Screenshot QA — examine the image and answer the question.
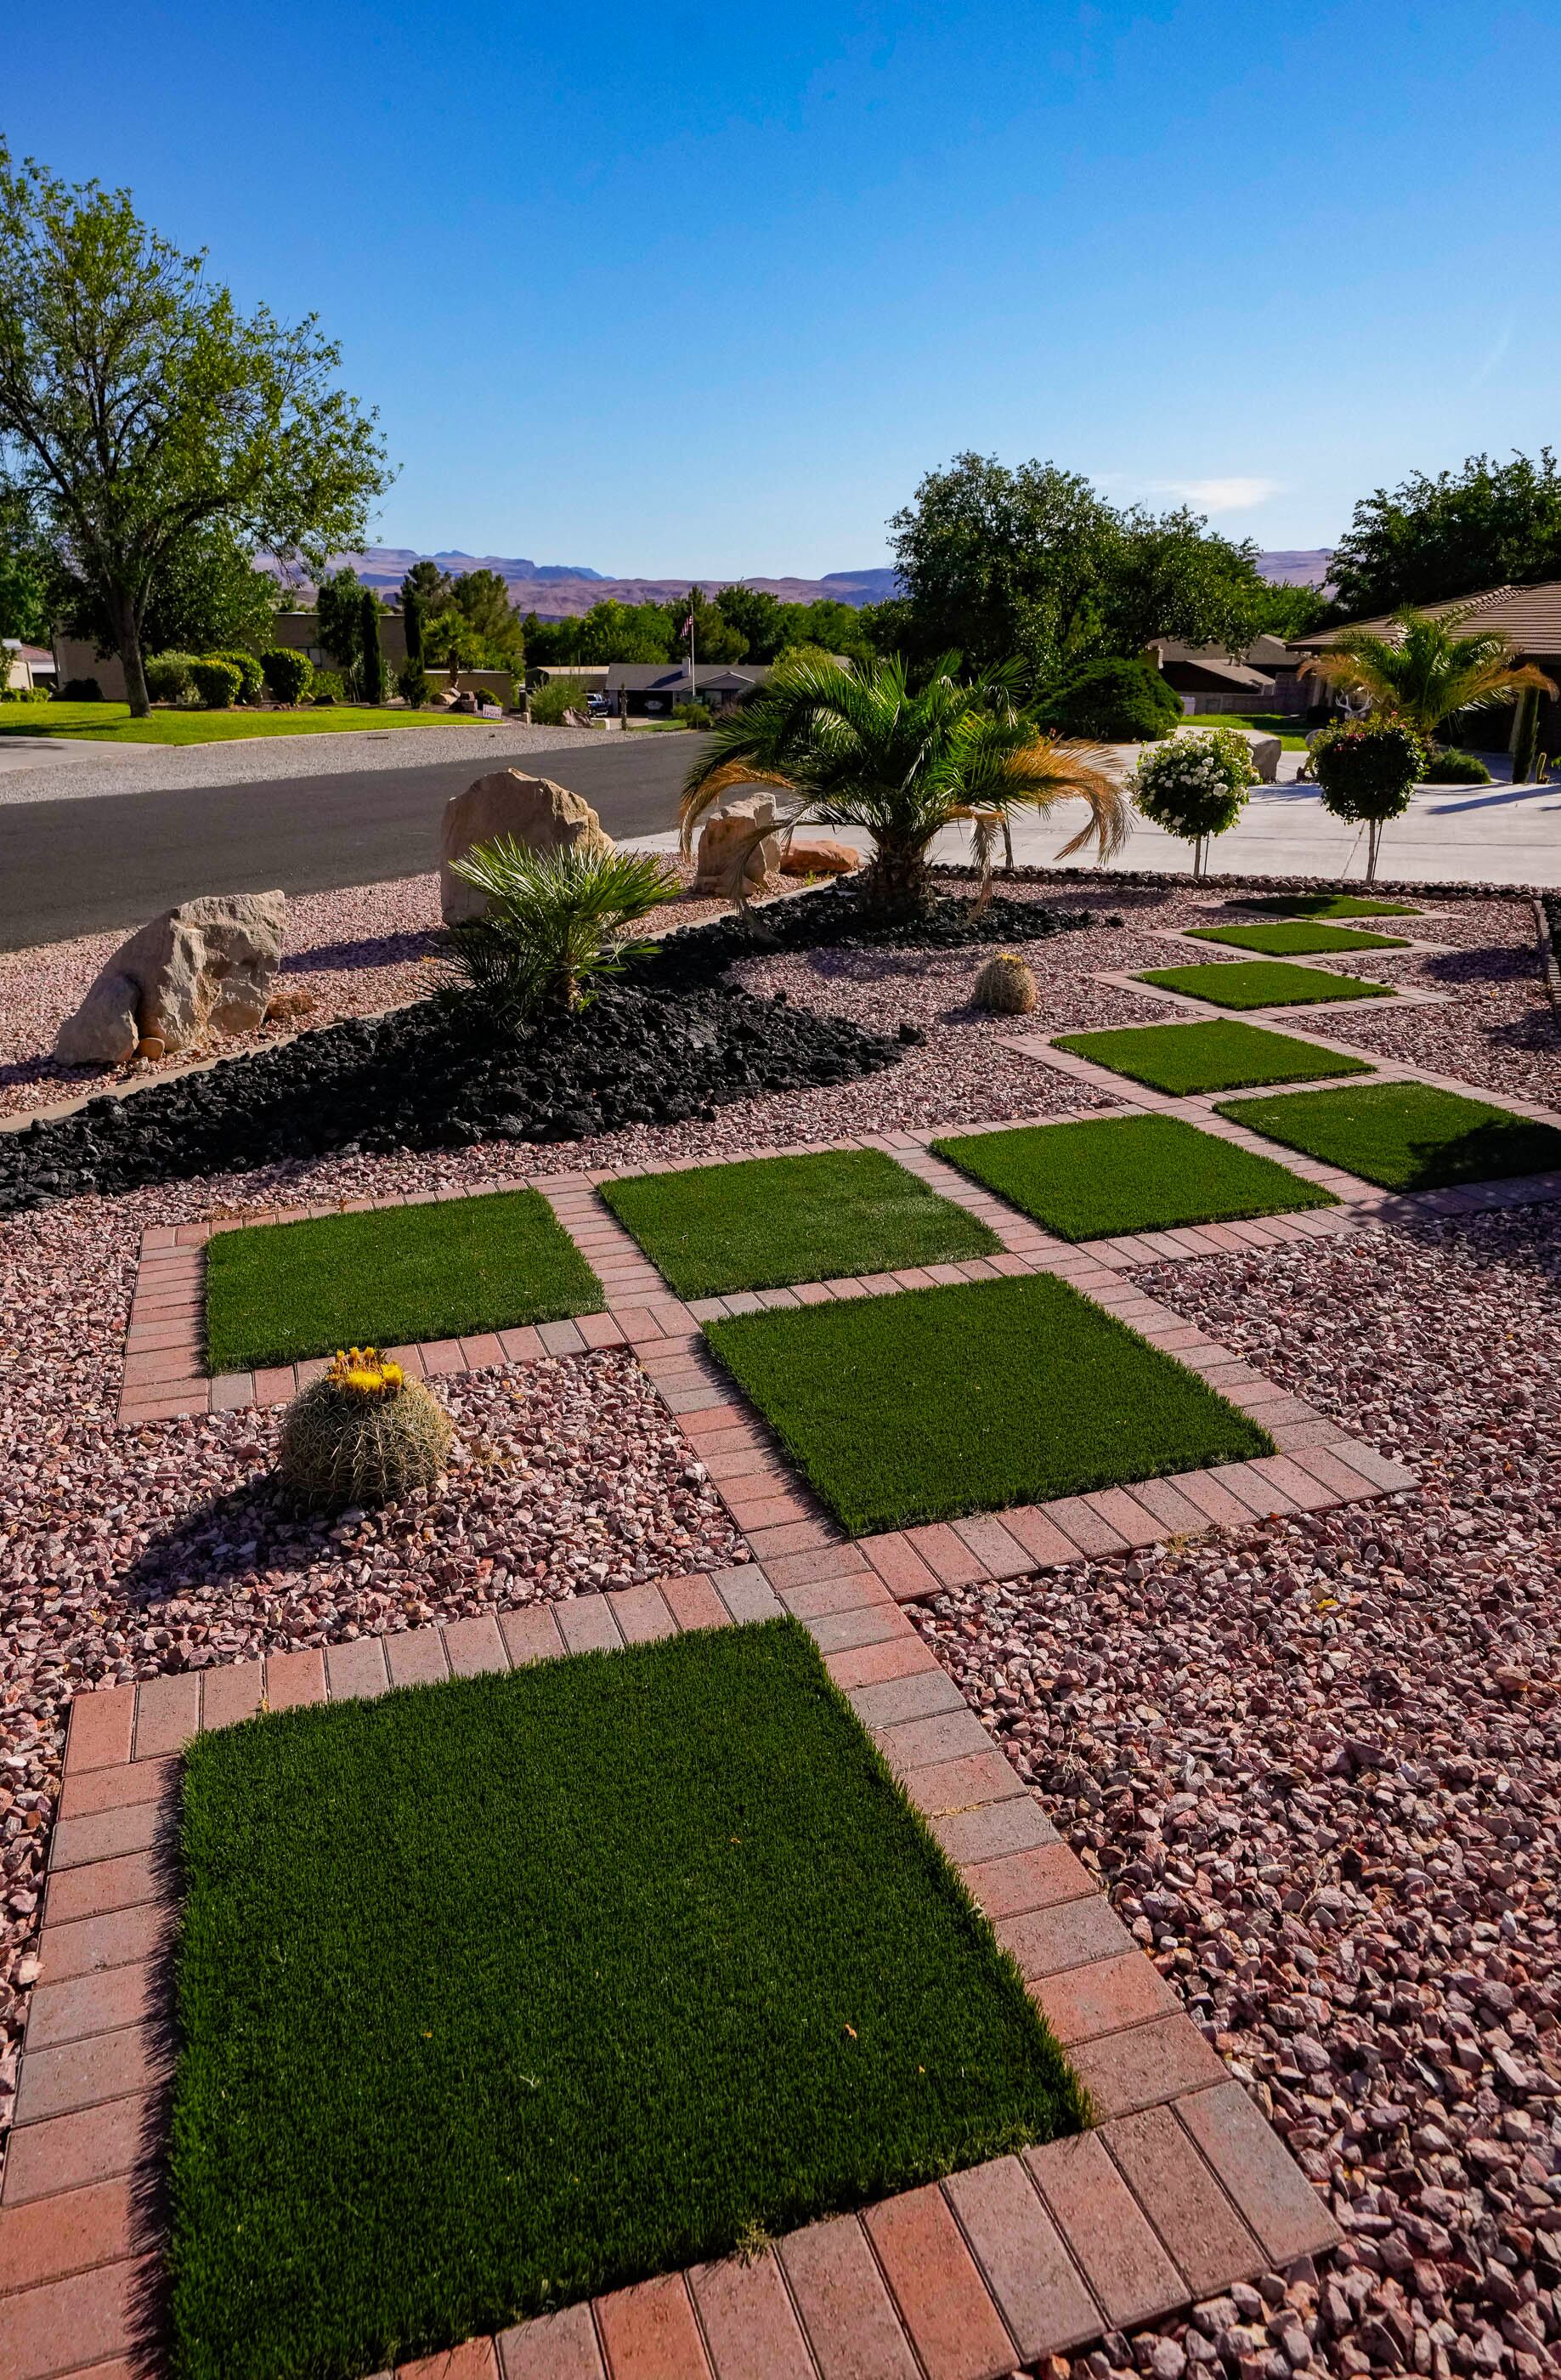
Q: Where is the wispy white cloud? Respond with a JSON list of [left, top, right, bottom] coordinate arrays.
[[1152, 475, 1284, 512], [1473, 322, 1513, 387]]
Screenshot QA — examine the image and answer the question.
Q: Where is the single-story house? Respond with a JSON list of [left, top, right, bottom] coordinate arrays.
[[1287, 582, 1561, 751], [1145, 634, 1306, 713], [3, 641, 57, 695], [603, 661, 772, 718]]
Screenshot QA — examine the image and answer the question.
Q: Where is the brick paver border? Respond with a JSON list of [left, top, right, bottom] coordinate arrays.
[[1, 1572, 1338, 2380]]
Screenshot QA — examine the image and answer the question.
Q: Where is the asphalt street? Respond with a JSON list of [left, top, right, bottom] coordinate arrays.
[[0, 736, 695, 951]]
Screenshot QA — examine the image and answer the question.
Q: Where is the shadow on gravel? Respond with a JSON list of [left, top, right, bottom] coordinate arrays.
[[281, 927, 441, 974]]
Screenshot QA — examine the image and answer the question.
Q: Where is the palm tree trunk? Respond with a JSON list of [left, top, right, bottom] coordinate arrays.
[[863, 839, 931, 919]]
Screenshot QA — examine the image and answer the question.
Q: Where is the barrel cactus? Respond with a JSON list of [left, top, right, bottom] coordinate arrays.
[[279, 1349, 454, 1516], [972, 952, 1038, 1015]]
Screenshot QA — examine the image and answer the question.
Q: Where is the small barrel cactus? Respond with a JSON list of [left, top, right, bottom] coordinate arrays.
[[972, 952, 1038, 1015], [280, 1348, 454, 1516]]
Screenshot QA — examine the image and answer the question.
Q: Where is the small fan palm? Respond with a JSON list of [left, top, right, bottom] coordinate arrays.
[[443, 838, 678, 1028], [1300, 604, 1557, 740], [679, 652, 1129, 917]]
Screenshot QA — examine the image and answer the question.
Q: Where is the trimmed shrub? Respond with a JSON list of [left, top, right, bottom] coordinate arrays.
[[311, 670, 344, 701], [1420, 747, 1492, 785], [1309, 716, 1425, 881], [1036, 658, 1183, 743], [359, 590, 386, 704], [144, 652, 197, 704], [213, 647, 264, 701], [672, 700, 714, 729], [262, 648, 314, 706], [59, 677, 103, 700], [188, 656, 244, 709], [1130, 725, 1257, 877], [529, 676, 593, 725], [280, 1350, 453, 1516], [397, 661, 433, 708]]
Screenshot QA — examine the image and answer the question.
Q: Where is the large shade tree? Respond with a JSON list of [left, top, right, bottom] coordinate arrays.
[[1300, 604, 1557, 742], [1329, 450, 1561, 619], [0, 144, 390, 714], [680, 652, 1129, 917]]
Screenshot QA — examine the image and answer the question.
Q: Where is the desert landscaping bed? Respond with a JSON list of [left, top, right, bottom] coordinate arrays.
[[909, 1204, 1561, 2380]]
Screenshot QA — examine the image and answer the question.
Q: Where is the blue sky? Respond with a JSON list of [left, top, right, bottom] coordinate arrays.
[[8, 2, 1560, 576]]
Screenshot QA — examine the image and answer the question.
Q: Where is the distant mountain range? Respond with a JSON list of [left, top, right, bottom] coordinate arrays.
[[269, 547, 1330, 616]]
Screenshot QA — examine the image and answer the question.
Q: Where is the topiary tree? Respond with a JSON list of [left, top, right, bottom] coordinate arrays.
[[1308, 717, 1426, 882], [1034, 657, 1184, 743], [212, 645, 263, 701], [1130, 725, 1257, 879], [187, 654, 242, 708], [359, 587, 385, 704], [397, 660, 432, 708], [262, 645, 313, 705]]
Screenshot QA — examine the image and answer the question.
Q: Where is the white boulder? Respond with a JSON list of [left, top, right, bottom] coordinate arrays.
[[439, 771, 614, 923], [54, 892, 286, 1065]]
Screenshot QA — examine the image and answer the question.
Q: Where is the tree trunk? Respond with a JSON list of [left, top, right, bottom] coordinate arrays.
[[863, 839, 931, 919], [110, 591, 151, 717]]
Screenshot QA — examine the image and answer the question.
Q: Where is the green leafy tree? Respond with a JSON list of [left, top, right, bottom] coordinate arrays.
[[522, 610, 584, 667], [403, 591, 424, 664], [316, 566, 369, 681], [359, 586, 385, 702], [451, 568, 525, 671], [58, 518, 277, 659], [713, 583, 785, 659], [399, 558, 454, 617], [0, 143, 390, 715], [1100, 507, 1270, 656], [670, 585, 747, 665], [1248, 581, 1329, 639], [680, 652, 1128, 917], [889, 453, 1117, 675], [574, 598, 674, 665], [0, 485, 50, 643], [1329, 450, 1561, 618], [1299, 604, 1557, 740]]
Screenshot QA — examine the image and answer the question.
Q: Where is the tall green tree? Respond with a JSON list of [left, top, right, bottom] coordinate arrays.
[[1100, 507, 1270, 656], [1329, 450, 1561, 618], [451, 568, 525, 670], [0, 485, 50, 643], [316, 567, 372, 680], [0, 144, 390, 713], [359, 586, 386, 703], [399, 558, 454, 617], [670, 585, 748, 665], [57, 518, 278, 658]]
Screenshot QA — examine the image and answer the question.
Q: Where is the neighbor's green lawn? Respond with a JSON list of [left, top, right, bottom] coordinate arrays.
[[933, 1114, 1335, 1240], [169, 1620, 1083, 2380], [1185, 921, 1411, 957], [704, 1273, 1272, 1534], [205, 1191, 602, 1373], [1139, 960, 1395, 1010], [1053, 1019, 1375, 1098], [1217, 1081, 1561, 1193], [602, 1148, 998, 1298], [1238, 894, 1422, 921], [1174, 712, 1311, 749], [0, 700, 489, 744]]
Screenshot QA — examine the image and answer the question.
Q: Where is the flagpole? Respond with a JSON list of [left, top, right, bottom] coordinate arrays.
[[689, 606, 697, 706]]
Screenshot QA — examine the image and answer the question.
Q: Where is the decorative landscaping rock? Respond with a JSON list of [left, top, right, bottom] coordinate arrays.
[[971, 952, 1039, 1014], [440, 773, 614, 922], [54, 892, 286, 1063], [693, 794, 780, 896], [779, 838, 859, 877], [1177, 723, 1281, 782]]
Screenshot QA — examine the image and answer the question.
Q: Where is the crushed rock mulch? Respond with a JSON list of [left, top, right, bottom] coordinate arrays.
[[914, 1207, 1561, 2380]]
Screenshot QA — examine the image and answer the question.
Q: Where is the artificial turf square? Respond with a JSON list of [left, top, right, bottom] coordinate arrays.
[[703, 1273, 1273, 1534], [931, 1113, 1335, 1239], [1051, 1020, 1375, 1097], [1215, 1080, 1561, 1193], [600, 1148, 998, 1297], [1137, 960, 1394, 1010], [204, 1189, 603, 1373], [169, 1620, 1083, 2379], [1184, 921, 1411, 956], [1241, 894, 1422, 920]]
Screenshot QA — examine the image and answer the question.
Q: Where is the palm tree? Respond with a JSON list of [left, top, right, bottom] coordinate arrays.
[[1300, 604, 1557, 744], [679, 653, 1129, 917]]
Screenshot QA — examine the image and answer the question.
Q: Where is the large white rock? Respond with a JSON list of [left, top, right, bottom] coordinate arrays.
[[1174, 722, 1282, 782], [439, 771, 614, 923], [54, 892, 286, 1064], [693, 793, 781, 895]]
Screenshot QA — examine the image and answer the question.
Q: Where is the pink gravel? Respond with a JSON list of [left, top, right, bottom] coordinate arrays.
[[914, 1207, 1561, 2380]]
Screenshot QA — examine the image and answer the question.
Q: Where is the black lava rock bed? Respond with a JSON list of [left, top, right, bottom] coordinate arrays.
[[0, 888, 1095, 1214]]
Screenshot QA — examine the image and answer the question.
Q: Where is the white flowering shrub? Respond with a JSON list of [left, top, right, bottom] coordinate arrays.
[[1131, 727, 1258, 847]]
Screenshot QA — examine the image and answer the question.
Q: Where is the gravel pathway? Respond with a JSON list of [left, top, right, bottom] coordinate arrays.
[[0, 718, 601, 807], [913, 1209, 1561, 2380]]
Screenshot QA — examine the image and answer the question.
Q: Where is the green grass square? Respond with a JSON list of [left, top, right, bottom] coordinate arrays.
[[1052, 1020, 1375, 1097], [1183, 921, 1411, 956], [1240, 894, 1422, 920], [169, 1620, 1083, 2379], [1138, 960, 1394, 1010], [704, 1274, 1273, 1534], [205, 1190, 603, 1373], [601, 1148, 999, 1298], [1215, 1080, 1561, 1192], [932, 1113, 1336, 1240]]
